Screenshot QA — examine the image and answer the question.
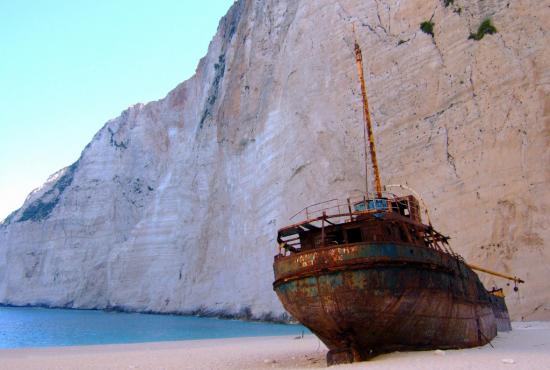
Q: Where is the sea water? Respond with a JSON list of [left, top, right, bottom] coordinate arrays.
[[0, 307, 308, 349]]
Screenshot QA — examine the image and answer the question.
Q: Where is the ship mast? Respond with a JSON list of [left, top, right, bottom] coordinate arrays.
[[354, 36, 383, 198]]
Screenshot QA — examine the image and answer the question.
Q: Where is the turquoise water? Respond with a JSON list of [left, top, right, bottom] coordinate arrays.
[[0, 307, 307, 349]]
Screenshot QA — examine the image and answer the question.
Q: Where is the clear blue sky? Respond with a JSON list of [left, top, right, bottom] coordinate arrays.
[[0, 1, 234, 220]]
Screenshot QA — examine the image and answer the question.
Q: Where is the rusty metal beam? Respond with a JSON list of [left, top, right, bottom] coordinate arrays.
[[467, 263, 525, 284], [354, 39, 383, 198]]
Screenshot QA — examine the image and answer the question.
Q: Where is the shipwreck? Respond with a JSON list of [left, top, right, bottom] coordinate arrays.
[[272, 38, 524, 365]]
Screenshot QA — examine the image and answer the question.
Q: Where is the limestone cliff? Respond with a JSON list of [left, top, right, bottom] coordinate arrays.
[[1, 0, 549, 320]]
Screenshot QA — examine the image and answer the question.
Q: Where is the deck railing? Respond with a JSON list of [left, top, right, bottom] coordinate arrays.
[[288, 192, 422, 225], [278, 192, 462, 260]]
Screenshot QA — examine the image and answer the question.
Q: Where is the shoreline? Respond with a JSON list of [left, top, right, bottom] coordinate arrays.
[[1, 322, 549, 370], [0, 303, 293, 324]]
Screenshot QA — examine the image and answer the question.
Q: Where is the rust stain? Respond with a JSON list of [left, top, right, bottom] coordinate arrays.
[[272, 193, 512, 366]]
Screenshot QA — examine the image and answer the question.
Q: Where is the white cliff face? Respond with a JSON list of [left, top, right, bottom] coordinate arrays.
[[1, 0, 549, 320]]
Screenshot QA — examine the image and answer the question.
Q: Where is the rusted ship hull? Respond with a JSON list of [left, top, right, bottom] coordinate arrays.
[[273, 242, 500, 364], [489, 293, 513, 332]]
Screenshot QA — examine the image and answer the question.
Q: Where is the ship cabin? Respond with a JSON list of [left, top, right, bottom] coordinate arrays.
[[277, 194, 451, 257]]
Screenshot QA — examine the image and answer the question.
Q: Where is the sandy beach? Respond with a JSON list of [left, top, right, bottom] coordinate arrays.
[[1, 322, 548, 370]]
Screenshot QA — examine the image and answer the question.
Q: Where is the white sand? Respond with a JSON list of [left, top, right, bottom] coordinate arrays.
[[0, 322, 548, 370]]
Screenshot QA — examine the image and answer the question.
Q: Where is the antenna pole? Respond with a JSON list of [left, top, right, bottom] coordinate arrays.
[[354, 27, 370, 196], [354, 35, 383, 198]]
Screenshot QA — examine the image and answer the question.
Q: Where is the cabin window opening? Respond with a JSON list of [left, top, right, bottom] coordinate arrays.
[[385, 225, 394, 240], [326, 230, 345, 245], [409, 228, 418, 242], [347, 228, 362, 243], [398, 225, 408, 242], [299, 232, 315, 250], [396, 200, 410, 217]]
